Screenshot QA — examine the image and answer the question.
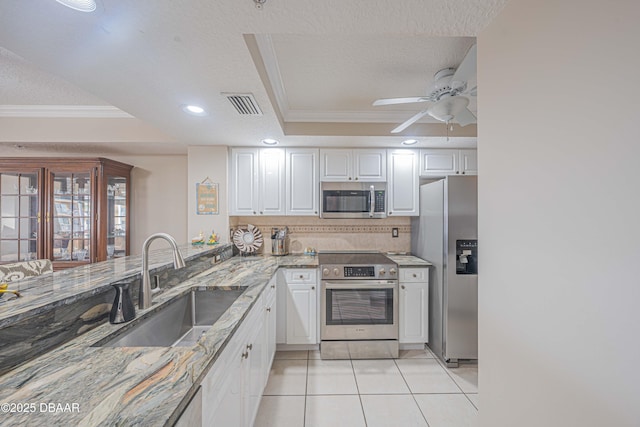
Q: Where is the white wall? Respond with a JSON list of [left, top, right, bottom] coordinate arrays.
[[187, 146, 229, 243], [112, 154, 188, 252], [478, 1, 640, 426]]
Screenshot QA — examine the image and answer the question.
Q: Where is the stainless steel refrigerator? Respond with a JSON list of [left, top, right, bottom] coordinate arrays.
[[411, 175, 478, 367]]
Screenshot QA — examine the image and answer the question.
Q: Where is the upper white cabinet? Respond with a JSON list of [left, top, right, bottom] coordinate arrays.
[[320, 149, 386, 182], [419, 149, 477, 177], [229, 148, 259, 215], [387, 149, 419, 216], [286, 148, 319, 216], [230, 148, 286, 216]]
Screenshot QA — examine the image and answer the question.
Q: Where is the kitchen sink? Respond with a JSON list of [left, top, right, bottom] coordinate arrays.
[[97, 288, 245, 348]]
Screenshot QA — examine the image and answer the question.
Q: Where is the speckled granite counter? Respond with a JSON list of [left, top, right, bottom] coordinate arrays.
[[386, 254, 433, 267], [0, 252, 317, 426]]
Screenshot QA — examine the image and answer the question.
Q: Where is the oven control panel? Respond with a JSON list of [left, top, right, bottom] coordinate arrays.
[[344, 266, 375, 277], [321, 264, 398, 279]]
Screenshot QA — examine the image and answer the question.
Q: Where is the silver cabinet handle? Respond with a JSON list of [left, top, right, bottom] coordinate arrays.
[[271, 284, 275, 289], [348, 177, 352, 180], [242, 351, 248, 359], [247, 343, 253, 350], [401, 285, 405, 289], [311, 286, 315, 290], [413, 273, 417, 278], [266, 307, 271, 312], [355, 177, 359, 180]]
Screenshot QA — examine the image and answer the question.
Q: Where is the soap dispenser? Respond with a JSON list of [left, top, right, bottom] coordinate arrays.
[[110, 283, 135, 324]]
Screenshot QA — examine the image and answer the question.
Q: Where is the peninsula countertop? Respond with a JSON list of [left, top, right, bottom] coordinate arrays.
[[0, 252, 317, 426]]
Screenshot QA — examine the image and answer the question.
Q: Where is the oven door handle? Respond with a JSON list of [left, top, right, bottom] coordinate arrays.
[[323, 281, 397, 289], [369, 185, 375, 218]]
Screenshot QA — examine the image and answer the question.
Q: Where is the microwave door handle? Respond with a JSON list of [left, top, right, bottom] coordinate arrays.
[[369, 185, 375, 218]]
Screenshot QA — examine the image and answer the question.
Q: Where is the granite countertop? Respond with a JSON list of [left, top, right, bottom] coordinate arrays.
[[0, 252, 317, 426], [385, 254, 433, 267]]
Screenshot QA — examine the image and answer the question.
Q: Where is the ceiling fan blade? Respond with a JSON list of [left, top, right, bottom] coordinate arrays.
[[450, 44, 477, 87], [391, 109, 430, 133], [455, 107, 477, 127], [373, 97, 429, 106]]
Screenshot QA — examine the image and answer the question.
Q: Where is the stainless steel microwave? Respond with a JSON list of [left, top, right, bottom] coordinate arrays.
[[321, 182, 386, 219]]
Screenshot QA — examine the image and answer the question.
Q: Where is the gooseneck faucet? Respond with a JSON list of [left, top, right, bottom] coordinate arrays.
[[139, 233, 186, 309]]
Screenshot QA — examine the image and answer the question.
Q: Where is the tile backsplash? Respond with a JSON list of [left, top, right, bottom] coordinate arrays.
[[230, 216, 411, 254]]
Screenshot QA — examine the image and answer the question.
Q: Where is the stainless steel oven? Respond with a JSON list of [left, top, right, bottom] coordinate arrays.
[[319, 252, 399, 359], [321, 182, 386, 219]]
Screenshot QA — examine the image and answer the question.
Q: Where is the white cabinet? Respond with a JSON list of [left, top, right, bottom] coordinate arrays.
[[419, 149, 477, 177], [398, 267, 429, 344], [387, 149, 419, 216], [259, 148, 286, 215], [263, 275, 277, 376], [175, 386, 202, 427], [230, 148, 285, 215], [286, 148, 319, 216], [202, 285, 276, 427], [229, 148, 259, 215], [320, 149, 386, 182], [284, 269, 318, 345]]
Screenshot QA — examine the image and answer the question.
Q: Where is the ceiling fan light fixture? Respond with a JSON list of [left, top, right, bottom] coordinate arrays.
[[427, 97, 469, 123], [55, 0, 96, 12]]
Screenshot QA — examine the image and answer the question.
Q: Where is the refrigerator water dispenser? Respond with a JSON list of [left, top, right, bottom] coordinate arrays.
[[456, 240, 477, 275]]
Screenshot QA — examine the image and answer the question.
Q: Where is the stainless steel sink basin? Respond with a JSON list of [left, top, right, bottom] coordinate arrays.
[[98, 288, 245, 348]]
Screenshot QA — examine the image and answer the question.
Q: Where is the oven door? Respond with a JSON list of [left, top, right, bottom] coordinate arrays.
[[321, 280, 398, 340]]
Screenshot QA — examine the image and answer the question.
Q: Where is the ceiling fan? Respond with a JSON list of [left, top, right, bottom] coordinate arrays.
[[373, 44, 477, 134]]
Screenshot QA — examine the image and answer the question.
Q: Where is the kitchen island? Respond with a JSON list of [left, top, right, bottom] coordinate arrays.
[[0, 247, 317, 426]]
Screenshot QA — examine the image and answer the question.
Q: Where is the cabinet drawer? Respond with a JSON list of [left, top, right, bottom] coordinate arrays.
[[284, 269, 317, 284], [400, 268, 428, 283]]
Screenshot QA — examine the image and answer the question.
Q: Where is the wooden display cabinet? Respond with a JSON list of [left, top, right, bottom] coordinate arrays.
[[0, 158, 133, 269]]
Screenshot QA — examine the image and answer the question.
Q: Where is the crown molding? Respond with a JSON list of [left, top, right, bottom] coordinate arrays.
[[0, 105, 133, 118]]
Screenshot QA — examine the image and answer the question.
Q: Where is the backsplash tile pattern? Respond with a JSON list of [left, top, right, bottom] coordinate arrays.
[[230, 216, 412, 254]]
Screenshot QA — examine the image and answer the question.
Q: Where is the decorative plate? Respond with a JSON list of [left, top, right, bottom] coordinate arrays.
[[232, 224, 263, 253]]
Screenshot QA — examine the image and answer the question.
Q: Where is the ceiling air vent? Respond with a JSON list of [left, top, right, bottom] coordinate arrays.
[[223, 93, 263, 116]]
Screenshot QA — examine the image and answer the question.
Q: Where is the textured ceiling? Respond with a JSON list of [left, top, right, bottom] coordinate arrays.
[[0, 0, 507, 154]]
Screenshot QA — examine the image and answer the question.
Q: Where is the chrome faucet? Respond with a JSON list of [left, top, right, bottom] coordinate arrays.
[[139, 233, 186, 309]]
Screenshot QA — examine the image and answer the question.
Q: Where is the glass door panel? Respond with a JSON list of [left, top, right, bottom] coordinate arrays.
[[0, 172, 40, 262], [51, 171, 92, 262], [107, 176, 127, 259]]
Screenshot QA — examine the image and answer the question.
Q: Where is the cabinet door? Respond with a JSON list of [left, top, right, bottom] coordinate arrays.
[[459, 149, 478, 175], [419, 149, 459, 177], [175, 386, 202, 427], [263, 276, 277, 384], [47, 167, 96, 268], [102, 169, 130, 261], [286, 283, 317, 344], [354, 149, 386, 181], [245, 313, 265, 427], [230, 148, 259, 215], [320, 149, 352, 181], [276, 270, 287, 344], [387, 149, 419, 216], [286, 148, 319, 215], [399, 280, 429, 344], [0, 169, 43, 263], [258, 148, 286, 215], [206, 351, 243, 427]]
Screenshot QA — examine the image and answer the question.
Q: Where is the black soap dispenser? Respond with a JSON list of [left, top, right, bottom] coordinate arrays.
[[110, 283, 135, 324]]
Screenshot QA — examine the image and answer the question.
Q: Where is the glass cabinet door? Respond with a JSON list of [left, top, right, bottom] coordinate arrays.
[[106, 175, 128, 259], [0, 172, 41, 263], [50, 171, 93, 263]]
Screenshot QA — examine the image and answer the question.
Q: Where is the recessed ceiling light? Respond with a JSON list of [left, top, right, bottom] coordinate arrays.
[[261, 139, 279, 146], [182, 104, 207, 116], [402, 139, 419, 145], [55, 0, 97, 12]]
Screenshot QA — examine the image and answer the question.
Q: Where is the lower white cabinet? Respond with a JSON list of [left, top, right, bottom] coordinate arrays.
[[283, 269, 318, 345], [202, 285, 276, 427], [398, 267, 429, 344]]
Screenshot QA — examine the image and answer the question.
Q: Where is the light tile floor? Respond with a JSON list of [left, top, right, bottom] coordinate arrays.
[[255, 347, 478, 427]]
